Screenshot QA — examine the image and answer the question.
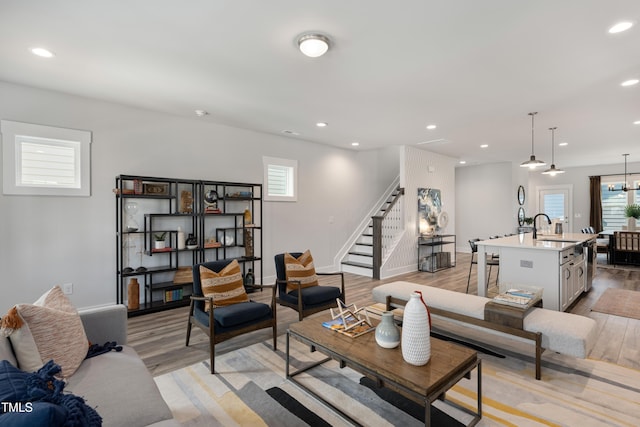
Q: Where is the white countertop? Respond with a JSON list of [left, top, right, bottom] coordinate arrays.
[[476, 233, 598, 251]]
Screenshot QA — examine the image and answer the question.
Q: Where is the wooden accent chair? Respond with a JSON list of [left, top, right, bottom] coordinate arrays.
[[613, 231, 640, 266], [274, 251, 345, 321], [186, 259, 277, 374]]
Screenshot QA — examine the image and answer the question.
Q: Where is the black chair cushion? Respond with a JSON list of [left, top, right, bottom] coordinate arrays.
[[194, 301, 271, 329], [284, 285, 341, 306]]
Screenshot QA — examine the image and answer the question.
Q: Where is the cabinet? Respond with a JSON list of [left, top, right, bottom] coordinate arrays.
[[418, 234, 456, 272], [115, 175, 262, 316]]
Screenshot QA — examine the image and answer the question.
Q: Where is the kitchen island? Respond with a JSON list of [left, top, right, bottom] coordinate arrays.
[[476, 233, 597, 311]]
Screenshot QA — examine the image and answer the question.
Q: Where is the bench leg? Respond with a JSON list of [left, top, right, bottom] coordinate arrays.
[[535, 333, 543, 380]]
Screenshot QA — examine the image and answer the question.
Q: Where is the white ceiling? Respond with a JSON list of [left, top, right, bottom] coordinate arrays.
[[1, 1, 639, 168]]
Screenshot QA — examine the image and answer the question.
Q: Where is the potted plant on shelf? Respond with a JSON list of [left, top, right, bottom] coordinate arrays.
[[624, 204, 640, 231], [154, 232, 167, 250]]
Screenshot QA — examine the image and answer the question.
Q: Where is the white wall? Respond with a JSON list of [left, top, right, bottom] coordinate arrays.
[[0, 81, 398, 312], [455, 162, 518, 252]]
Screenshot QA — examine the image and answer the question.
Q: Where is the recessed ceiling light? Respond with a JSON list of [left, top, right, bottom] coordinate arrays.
[[480, 144, 488, 148], [298, 33, 330, 58], [316, 122, 328, 127], [608, 21, 634, 34], [282, 130, 300, 136], [351, 141, 360, 146], [194, 109, 209, 117], [426, 124, 437, 130], [459, 160, 466, 164], [621, 79, 639, 87], [559, 142, 569, 146], [634, 120, 640, 125], [30, 47, 54, 58]]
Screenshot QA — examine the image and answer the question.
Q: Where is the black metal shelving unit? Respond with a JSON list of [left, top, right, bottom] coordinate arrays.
[[116, 175, 263, 317]]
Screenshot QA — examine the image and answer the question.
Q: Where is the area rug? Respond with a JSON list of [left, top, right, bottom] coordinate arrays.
[[154, 335, 640, 426], [591, 288, 640, 320]]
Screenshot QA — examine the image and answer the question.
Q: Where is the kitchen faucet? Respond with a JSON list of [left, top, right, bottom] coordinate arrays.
[[532, 213, 552, 239]]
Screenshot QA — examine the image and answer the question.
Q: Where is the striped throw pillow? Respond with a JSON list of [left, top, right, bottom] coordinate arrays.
[[200, 260, 249, 311], [284, 250, 319, 294]]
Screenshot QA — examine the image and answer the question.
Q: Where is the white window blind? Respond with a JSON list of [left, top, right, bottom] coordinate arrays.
[[263, 156, 297, 201], [18, 136, 80, 188]]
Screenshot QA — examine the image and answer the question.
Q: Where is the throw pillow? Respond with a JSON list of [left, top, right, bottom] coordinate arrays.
[[0, 286, 88, 378], [200, 260, 249, 311], [284, 250, 319, 294]]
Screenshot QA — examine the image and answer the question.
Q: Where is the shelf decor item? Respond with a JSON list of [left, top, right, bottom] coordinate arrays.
[[186, 233, 197, 249], [154, 232, 167, 250], [177, 226, 186, 250], [127, 278, 140, 310], [401, 291, 432, 366], [375, 312, 400, 349]]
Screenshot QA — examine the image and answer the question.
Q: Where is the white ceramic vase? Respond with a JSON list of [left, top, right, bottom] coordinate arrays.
[[375, 312, 400, 349], [401, 292, 431, 366]]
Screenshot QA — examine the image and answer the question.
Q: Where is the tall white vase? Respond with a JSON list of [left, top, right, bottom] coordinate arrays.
[[401, 291, 432, 366]]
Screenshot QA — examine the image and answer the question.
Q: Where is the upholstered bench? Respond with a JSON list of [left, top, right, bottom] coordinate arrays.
[[372, 281, 597, 379]]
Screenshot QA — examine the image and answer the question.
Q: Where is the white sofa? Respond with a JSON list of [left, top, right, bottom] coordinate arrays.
[[1, 305, 178, 427]]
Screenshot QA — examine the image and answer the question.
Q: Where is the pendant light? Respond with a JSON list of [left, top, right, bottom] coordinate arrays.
[[520, 112, 546, 169], [542, 127, 564, 175], [608, 154, 640, 192]]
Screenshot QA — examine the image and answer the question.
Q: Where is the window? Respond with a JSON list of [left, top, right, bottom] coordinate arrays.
[[263, 156, 297, 201], [600, 178, 640, 230], [1, 120, 91, 196]]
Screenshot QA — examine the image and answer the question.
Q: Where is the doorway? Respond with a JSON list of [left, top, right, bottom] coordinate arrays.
[[537, 185, 573, 233]]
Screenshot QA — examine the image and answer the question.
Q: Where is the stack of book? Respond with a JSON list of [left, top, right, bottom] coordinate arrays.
[[493, 288, 541, 308]]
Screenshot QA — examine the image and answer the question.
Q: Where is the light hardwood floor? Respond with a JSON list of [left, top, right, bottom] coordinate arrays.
[[128, 252, 640, 376]]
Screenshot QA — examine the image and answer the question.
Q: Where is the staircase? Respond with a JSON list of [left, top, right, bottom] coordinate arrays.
[[341, 186, 404, 278]]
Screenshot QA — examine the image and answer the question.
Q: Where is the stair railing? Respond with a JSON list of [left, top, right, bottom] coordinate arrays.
[[372, 187, 405, 279]]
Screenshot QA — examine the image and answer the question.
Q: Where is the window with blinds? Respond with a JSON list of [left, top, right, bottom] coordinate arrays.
[[2, 120, 91, 196], [263, 156, 297, 201]]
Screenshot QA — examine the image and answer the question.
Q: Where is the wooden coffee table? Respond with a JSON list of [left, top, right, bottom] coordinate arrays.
[[286, 315, 481, 426]]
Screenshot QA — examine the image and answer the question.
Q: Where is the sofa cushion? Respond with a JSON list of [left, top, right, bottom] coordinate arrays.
[[372, 281, 491, 320], [0, 335, 17, 367], [524, 308, 597, 358], [1, 286, 88, 377], [284, 250, 319, 293], [213, 302, 272, 328], [200, 260, 249, 311], [65, 345, 174, 427], [288, 285, 342, 306]]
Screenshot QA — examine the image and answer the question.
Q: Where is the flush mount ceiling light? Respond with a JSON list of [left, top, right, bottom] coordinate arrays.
[[520, 112, 546, 169], [480, 144, 489, 148], [30, 47, 54, 58], [426, 124, 437, 130], [621, 79, 639, 87], [608, 154, 640, 192], [351, 141, 360, 146], [608, 21, 634, 33], [634, 120, 640, 125], [298, 33, 330, 58], [542, 127, 565, 176], [316, 122, 328, 127]]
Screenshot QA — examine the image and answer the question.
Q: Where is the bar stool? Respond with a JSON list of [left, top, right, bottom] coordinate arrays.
[[466, 238, 500, 293]]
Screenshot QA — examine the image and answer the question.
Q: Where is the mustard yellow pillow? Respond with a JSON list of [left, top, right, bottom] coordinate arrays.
[[200, 260, 249, 311], [284, 250, 319, 294], [0, 286, 88, 378]]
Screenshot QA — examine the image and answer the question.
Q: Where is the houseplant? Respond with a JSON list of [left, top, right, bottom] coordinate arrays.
[[625, 204, 640, 231], [154, 232, 167, 250]]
